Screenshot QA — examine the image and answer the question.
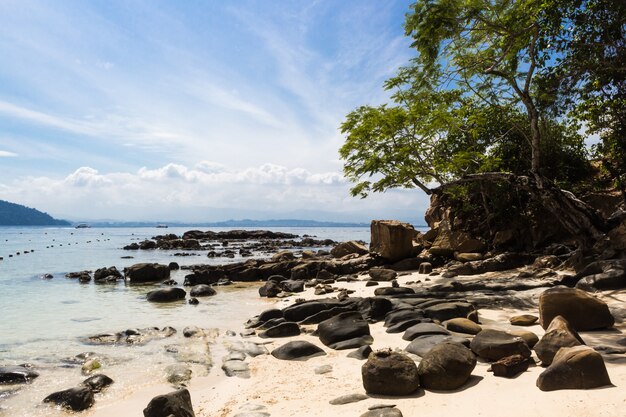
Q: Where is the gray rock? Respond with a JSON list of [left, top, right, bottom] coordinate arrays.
[[222, 360, 250, 378], [43, 386, 94, 412], [424, 302, 477, 322], [405, 335, 470, 357], [315, 365, 333, 374], [258, 322, 300, 338], [165, 364, 192, 385], [317, 312, 371, 350], [348, 345, 373, 360], [271, 341, 326, 361], [227, 341, 268, 357], [402, 323, 450, 341], [417, 343, 476, 390], [0, 365, 39, 384], [470, 329, 531, 361], [361, 407, 404, 417], [361, 350, 419, 396], [329, 393, 369, 405]]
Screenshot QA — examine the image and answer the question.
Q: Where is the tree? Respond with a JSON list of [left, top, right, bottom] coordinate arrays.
[[340, 0, 609, 247], [538, 0, 626, 201]]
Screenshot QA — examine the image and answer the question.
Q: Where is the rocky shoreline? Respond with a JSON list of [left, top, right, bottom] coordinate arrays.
[[2, 220, 625, 416]]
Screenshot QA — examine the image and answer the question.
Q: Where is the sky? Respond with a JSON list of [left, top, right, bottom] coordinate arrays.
[[0, 0, 430, 223]]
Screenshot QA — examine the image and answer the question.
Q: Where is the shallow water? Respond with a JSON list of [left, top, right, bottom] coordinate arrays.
[[0, 226, 371, 416]]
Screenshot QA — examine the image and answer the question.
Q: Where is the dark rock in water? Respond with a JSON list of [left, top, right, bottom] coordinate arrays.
[[143, 388, 195, 417], [539, 287, 614, 331], [271, 341, 326, 361], [43, 386, 94, 411], [534, 316, 584, 366], [0, 365, 39, 384], [424, 302, 477, 322], [65, 270, 91, 280], [317, 312, 371, 350], [82, 374, 114, 392], [183, 269, 225, 286], [369, 268, 398, 282], [86, 327, 176, 346], [405, 335, 470, 357], [168, 262, 180, 270], [329, 393, 369, 405], [402, 323, 450, 341], [188, 297, 199, 305], [361, 349, 419, 396], [183, 326, 203, 338], [417, 343, 476, 390], [470, 329, 531, 361], [94, 266, 122, 282], [258, 322, 300, 338], [509, 314, 538, 326], [163, 279, 178, 286], [126, 263, 170, 283], [41, 273, 53, 279], [374, 287, 415, 296], [189, 284, 216, 297], [147, 288, 186, 302], [536, 346, 612, 391], [348, 345, 373, 360], [491, 354, 530, 378]]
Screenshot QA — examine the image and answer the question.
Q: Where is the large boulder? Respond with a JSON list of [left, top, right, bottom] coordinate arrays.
[[370, 220, 415, 262], [361, 350, 420, 395], [43, 386, 94, 411], [470, 329, 531, 361], [402, 323, 450, 341], [536, 346, 612, 391], [146, 288, 186, 302], [539, 287, 614, 331], [534, 315, 584, 366], [143, 388, 195, 417], [331, 241, 369, 258], [125, 263, 170, 283], [317, 312, 372, 350], [417, 343, 476, 390], [424, 302, 477, 322], [271, 341, 326, 361]]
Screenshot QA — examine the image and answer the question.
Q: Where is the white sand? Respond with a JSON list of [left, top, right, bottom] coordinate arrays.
[[89, 271, 626, 417]]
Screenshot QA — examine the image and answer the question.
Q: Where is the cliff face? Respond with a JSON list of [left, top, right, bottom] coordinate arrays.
[[0, 200, 70, 226]]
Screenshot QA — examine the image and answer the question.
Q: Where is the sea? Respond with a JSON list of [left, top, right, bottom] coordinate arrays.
[[0, 225, 373, 416]]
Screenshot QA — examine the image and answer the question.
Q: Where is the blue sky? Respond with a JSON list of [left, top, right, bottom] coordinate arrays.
[[0, 0, 430, 223]]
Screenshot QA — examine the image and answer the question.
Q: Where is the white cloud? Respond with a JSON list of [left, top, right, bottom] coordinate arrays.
[[0, 150, 18, 157], [0, 162, 429, 222]]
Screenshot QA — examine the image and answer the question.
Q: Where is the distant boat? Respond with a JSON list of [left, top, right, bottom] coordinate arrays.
[[75, 223, 90, 229], [156, 224, 168, 228]]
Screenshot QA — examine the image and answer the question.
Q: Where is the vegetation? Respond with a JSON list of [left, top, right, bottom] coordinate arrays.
[[0, 200, 70, 226], [340, 0, 625, 247]]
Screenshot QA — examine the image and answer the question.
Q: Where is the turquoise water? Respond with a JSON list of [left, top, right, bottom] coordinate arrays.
[[0, 226, 371, 416]]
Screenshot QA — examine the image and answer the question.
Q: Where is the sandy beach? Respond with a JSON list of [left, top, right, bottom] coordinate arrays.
[[87, 269, 626, 417]]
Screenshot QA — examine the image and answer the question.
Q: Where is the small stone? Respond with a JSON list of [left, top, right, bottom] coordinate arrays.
[[360, 407, 403, 417], [444, 318, 482, 335], [329, 393, 369, 405], [491, 354, 531, 378], [368, 404, 397, 410], [315, 365, 333, 374]]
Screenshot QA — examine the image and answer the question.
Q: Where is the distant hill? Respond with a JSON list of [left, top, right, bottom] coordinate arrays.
[[0, 200, 70, 226], [84, 219, 371, 228]]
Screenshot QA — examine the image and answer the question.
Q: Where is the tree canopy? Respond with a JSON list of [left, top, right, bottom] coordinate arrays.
[[340, 0, 624, 200]]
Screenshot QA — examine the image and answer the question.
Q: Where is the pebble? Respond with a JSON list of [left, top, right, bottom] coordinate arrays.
[[314, 365, 333, 375], [329, 393, 369, 405]]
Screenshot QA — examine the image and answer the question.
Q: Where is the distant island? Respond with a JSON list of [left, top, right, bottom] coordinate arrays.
[[0, 200, 70, 226], [83, 219, 372, 228]]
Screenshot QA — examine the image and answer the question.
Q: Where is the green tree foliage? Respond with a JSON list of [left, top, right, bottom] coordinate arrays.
[[538, 0, 626, 198], [339, 0, 607, 198]]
